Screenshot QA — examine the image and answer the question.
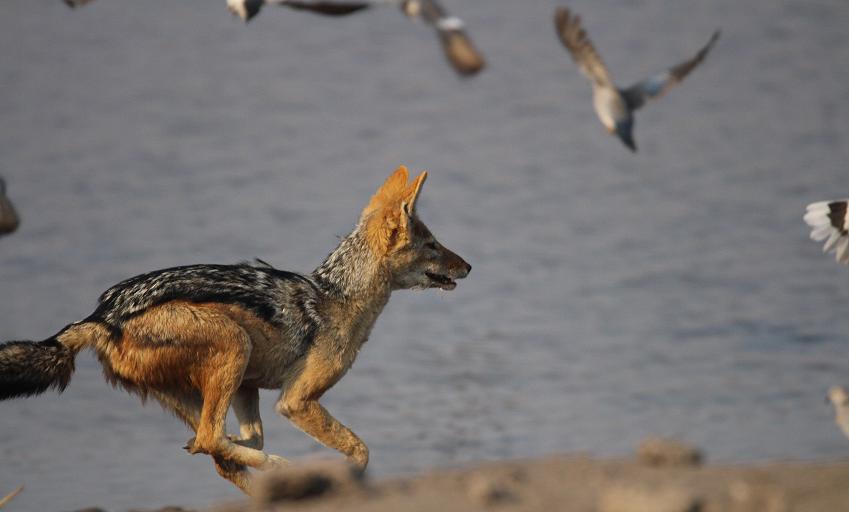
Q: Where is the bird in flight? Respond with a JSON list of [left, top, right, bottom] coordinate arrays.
[[226, 0, 376, 19], [554, 7, 719, 152], [226, 0, 486, 76], [62, 0, 96, 7], [0, 177, 20, 237], [804, 199, 849, 265], [827, 386, 849, 440]]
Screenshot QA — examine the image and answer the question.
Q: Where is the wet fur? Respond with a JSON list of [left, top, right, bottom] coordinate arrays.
[[0, 166, 470, 494]]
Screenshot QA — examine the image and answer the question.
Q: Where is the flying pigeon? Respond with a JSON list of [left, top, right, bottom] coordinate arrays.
[[554, 7, 719, 152], [805, 199, 849, 265]]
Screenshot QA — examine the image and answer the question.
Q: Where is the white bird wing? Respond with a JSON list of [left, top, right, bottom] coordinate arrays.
[[804, 199, 849, 265]]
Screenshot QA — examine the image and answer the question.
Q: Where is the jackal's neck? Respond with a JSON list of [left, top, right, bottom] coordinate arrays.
[[312, 225, 390, 302]]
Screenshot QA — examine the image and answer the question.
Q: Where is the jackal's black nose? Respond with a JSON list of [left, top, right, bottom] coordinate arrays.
[[455, 260, 471, 279]]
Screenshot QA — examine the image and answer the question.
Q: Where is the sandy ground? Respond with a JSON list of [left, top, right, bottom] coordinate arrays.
[[77, 440, 848, 512]]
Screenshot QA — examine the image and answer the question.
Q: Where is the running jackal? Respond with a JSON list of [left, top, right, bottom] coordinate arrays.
[[0, 165, 470, 493]]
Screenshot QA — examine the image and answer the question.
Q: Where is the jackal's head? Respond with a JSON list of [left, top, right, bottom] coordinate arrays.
[[361, 166, 471, 291]]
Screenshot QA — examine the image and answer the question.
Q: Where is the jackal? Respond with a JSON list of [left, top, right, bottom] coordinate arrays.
[[0, 165, 470, 493]]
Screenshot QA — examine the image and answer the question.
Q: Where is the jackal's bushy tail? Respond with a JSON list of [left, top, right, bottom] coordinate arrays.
[[0, 322, 110, 400], [0, 336, 77, 400]]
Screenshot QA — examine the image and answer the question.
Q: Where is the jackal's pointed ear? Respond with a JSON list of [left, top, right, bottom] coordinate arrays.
[[362, 165, 409, 220], [402, 171, 427, 217], [361, 165, 416, 254]]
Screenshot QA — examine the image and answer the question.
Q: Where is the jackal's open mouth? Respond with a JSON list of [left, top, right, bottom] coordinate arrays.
[[425, 272, 457, 290]]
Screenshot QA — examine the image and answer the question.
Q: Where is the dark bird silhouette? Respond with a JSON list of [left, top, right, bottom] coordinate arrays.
[[226, 0, 374, 19], [0, 177, 20, 237], [62, 0, 96, 7], [554, 7, 719, 152], [227, 0, 485, 76]]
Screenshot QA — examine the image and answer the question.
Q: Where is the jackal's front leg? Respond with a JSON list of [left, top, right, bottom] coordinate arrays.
[[276, 352, 369, 468]]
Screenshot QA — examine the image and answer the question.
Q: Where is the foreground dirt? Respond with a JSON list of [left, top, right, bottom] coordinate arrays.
[[190, 441, 849, 512], [68, 440, 849, 512]]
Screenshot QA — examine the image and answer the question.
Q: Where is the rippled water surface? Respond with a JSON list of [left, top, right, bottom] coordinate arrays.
[[1, 0, 849, 510]]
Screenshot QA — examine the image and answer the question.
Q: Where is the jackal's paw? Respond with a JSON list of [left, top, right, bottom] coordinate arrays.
[[261, 454, 290, 470], [185, 434, 248, 453], [349, 445, 369, 470], [183, 436, 198, 453]]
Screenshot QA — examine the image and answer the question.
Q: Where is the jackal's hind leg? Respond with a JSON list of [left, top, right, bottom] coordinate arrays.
[[231, 386, 265, 450], [171, 388, 261, 494], [276, 352, 369, 468], [185, 320, 286, 471], [213, 385, 284, 497]]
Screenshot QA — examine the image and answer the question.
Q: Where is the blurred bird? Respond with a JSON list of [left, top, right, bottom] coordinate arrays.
[[226, 0, 374, 20], [0, 177, 20, 237], [827, 386, 849, 440], [804, 199, 849, 264], [226, 0, 485, 76], [62, 0, 96, 8], [0, 486, 24, 508], [554, 7, 719, 152]]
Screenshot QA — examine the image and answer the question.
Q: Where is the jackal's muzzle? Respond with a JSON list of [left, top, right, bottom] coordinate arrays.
[[424, 246, 471, 291]]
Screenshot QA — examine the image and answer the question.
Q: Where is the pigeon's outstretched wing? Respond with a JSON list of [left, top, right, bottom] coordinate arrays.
[[621, 30, 720, 111], [805, 199, 849, 265], [402, 0, 485, 76], [553, 7, 613, 88]]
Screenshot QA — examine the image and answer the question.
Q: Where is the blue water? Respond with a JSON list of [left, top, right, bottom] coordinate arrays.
[[1, 0, 848, 510]]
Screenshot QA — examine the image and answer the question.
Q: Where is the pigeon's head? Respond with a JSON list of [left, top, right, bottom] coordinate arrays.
[[227, 0, 263, 22], [614, 118, 636, 153], [828, 385, 849, 407]]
